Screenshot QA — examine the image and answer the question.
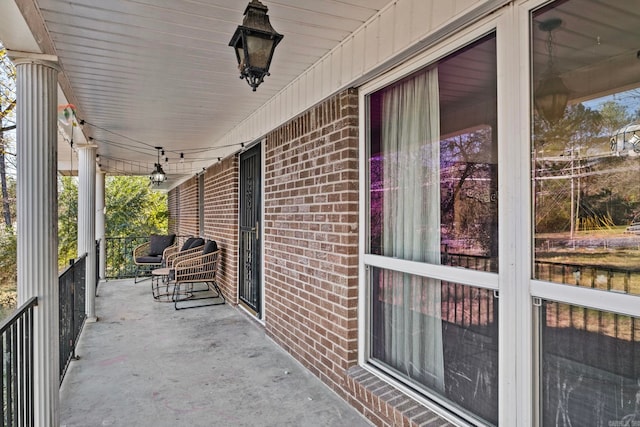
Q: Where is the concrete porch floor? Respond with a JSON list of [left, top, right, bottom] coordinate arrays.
[[60, 279, 371, 427]]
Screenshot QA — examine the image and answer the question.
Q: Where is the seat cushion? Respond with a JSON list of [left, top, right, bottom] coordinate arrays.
[[202, 240, 218, 254], [188, 238, 205, 249], [136, 255, 163, 264], [149, 234, 176, 256], [180, 237, 198, 251]]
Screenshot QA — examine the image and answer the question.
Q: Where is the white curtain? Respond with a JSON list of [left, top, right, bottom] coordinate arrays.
[[380, 67, 444, 391]]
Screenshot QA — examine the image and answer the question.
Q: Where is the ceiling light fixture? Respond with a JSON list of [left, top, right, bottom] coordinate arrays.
[[229, 0, 283, 91], [149, 147, 167, 186]]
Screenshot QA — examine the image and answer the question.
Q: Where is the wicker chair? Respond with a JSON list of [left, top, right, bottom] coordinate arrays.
[[151, 237, 205, 300], [170, 240, 224, 310], [132, 234, 175, 283]]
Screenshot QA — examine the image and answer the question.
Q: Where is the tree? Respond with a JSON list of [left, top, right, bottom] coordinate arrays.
[[0, 225, 17, 315], [58, 176, 78, 267], [104, 176, 168, 278], [0, 44, 16, 228], [599, 100, 631, 138], [105, 176, 167, 237], [57, 175, 168, 270]]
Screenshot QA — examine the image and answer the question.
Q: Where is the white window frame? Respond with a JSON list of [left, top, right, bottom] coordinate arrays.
[[358, 9, 521, 426]]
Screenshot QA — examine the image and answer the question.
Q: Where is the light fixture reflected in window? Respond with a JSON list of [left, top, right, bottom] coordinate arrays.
[[534, 18, 570, 123]]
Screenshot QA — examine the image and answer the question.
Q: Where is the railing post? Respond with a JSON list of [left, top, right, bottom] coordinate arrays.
[[69, 259, 76, 362]]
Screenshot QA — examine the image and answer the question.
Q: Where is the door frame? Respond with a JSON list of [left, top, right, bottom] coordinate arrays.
[[238, 141, 264, 320]]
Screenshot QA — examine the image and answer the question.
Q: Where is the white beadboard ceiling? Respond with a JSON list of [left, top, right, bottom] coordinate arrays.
[[1, 0, 391, 187]]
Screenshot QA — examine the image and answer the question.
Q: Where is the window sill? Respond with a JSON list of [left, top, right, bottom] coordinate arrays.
[[345, 366, 456, 427]]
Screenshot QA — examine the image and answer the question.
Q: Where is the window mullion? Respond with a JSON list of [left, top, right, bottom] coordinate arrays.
[[497, 3, 534, 426]]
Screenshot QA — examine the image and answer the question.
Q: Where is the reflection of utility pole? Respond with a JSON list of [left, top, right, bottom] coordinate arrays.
[[575, 148, 581, 235], [570, 148, 575, 239], [569, 147, 580, 239]]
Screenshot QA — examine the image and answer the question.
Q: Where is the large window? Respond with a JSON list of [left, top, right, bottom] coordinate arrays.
[[532, 1, 640, 425], [532, 1, 640, 295], [366, 34, 498, 425]]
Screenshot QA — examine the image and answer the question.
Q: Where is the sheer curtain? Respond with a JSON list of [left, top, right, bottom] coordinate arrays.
[[380, 68, 444, 391]]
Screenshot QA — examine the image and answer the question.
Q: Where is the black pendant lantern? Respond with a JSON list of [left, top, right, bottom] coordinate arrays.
[[149, 147, 167, 186], [229, 0, 283, 91]]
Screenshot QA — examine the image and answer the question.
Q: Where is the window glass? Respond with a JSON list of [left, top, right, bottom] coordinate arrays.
[[366, 33, 498, 425], [370, 267, 499, 425], [532, 1, 640, 295], [541, 301, 640, 426], [368, 34, 498, 272]]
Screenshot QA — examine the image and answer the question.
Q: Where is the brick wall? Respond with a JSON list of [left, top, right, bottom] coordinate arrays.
[[167, 159, 239, 304], [167, 186, 179, 235], [203, 157, 239, 303], [176, 176, 199, 237], [263, 88, 361, 399]]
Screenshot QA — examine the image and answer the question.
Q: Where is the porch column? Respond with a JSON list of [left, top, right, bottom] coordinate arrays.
[[78, 144, 97, 321], [13, 52, 60, 427], [96, 170, 106, 280]]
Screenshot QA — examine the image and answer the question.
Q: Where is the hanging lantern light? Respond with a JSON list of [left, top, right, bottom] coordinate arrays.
[[534, 18, 570, 123], [149, 147, 167, 186], [229, 0, 283, 91]]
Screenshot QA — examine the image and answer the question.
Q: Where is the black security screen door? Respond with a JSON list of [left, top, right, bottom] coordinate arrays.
[[239, 144, 261, 315]]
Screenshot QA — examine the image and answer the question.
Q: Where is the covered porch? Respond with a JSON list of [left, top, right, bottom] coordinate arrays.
[[2, 0, 639, 425], [59, 278, 370, 427]]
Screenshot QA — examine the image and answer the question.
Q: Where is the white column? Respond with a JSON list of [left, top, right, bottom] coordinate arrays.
[[77, 145, 97, 321], [13, 53, 60, 427], [96, 170, 106, 280]]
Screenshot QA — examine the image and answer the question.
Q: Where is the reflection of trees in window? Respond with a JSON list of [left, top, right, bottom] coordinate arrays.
[[534, 101, 640, 235], [441, 126, 496, 258], [368, 155, 383, 255]]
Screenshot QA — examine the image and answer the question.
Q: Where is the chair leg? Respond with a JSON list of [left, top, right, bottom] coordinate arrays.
[[173, 280, 225, 310], [134, 265, 154, 284], [151, 275, 158, 299]]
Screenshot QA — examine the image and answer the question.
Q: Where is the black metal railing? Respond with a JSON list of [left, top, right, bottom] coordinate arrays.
[[96, 239, 101, 287], [105, 235, 191, 280], [105, 236, 149, 279], [59, 254, 87, 384], [0, 296, 37, 427]]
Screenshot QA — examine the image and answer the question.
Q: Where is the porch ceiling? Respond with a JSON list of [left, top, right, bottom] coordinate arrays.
[[0, 0, 390, 188], [2, 0, 638, 190]]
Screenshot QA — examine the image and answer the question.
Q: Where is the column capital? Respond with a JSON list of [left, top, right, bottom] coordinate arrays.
[[75, 143, 99, 150], [7, 50, 60, 71]]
